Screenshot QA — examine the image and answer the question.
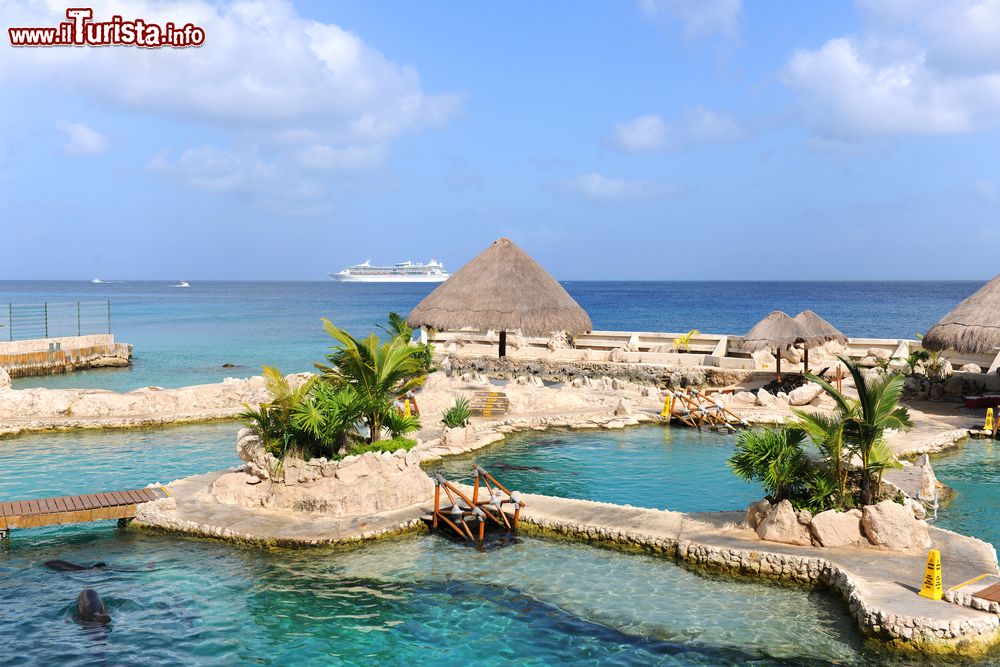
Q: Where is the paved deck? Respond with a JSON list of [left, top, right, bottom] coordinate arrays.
[[136, 470, 428, 546]]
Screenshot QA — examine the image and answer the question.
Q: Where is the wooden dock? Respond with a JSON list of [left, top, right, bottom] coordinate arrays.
[[0, 486, 167, 545]]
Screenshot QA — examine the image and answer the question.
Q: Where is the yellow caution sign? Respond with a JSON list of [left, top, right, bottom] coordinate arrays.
[[985, 408, 994, 431], [919, 549, 943, 601], [660, 395, 673, 418]]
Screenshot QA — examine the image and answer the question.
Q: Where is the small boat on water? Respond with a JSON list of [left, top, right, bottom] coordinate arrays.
[[91, 278, 103, 284], [330, 258, 450, 283], [174, 281, 191, 288]]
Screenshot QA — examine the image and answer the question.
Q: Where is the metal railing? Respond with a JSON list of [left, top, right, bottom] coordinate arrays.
[[4, 300, 112, 342]]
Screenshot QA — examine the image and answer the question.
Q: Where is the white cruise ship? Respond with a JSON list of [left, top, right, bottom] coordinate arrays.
[[330, 258, 451, 283]]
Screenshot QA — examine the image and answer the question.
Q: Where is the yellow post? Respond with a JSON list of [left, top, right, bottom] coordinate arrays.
[[985, 408, 994, 431], [403, 398, 411, 418], [660, 395, 673, 418], [919, 549, 943, 601]]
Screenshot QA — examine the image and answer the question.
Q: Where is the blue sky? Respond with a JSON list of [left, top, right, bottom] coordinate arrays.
[[0, 0, 997, 280]]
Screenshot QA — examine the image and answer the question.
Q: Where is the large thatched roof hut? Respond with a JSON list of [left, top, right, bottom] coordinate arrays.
[[923, 274, 1000, 355], [407, 238, 592, 356], [741, 310, 809, 380]]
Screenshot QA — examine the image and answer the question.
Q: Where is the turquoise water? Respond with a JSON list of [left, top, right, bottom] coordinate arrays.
[[0, 280, 982, 392], [928, 438, 1000, 549], [427, 426, 764, 513], [1, 424, 998, 665]]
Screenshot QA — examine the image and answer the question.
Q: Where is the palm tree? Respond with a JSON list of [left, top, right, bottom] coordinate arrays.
[[378, 311, 413, 341], [239, 366, 316, 456], [316, 319, 427, 442], [806, 357, 912, 505], [673, 329, 701, 352], [794, 410, 849, 504]]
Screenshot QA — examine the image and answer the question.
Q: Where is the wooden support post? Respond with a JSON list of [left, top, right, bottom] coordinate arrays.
[[478, 517, 485, 543], [776, 351, 782, 383], [803, 348, 809, 374], [499, 330, 507, 358], [513, 504, 522, 531], [433, 484, 441, 528], [472, 470, 480, 506]]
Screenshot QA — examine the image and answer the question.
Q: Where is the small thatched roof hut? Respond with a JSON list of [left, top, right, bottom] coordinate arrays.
[[741, 311, 808, 380], [923, 274, 1000, 355], [794, 310, 847, 347], [407, 238, 592, 356], [741, 311, 808, 353]]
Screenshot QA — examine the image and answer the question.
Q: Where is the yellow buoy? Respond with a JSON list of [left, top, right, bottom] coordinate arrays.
[[985, 407, 994, 431], [660, 395, 673, 418], [919, 549, 943, 601]]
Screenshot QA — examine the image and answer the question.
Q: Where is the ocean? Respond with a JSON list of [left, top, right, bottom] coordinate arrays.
[[0, 280, 982, 392]]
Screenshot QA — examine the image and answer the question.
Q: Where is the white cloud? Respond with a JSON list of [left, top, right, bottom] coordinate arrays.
[[0, 1, 462, 140], [608, 114, 669, 153], [296, 144, 387, 171], [562, 173, 679, 203], [607, 107, 742, 153], [782, 1, 1000, 139], [638, 0, 741, 40], [55, 121, 108, 156], [2, 0, 463, 206]]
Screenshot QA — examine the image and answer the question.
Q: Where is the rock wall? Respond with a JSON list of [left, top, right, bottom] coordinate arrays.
[[211, 428, 434, 517], [0, 373, 310, 434], [442, 354, 749, 388], [746, 498, 932, 550]]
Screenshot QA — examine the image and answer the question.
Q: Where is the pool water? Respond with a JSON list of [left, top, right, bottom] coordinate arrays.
[[1, 423, 998, 665], [427, 426, 764, 513], [927, 438, 1000, 548]]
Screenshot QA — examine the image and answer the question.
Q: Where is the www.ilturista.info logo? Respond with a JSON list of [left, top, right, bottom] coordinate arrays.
[[8, 8, 205, 48]]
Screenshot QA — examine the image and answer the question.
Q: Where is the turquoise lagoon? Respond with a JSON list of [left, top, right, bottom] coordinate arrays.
[[1, 423, 998, 665]]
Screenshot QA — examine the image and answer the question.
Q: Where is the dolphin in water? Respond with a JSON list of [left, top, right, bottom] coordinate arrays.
[[44, 560, 107, 572], [76, 589, 111, 624]]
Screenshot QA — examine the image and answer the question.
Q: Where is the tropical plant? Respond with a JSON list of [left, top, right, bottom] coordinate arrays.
[[806, 357, 912, 505], [239, 366, 316, 458], [383, 409, 421, 438], [379, 311, 413, 341], [290, 382, 365, 456], [905, 348, 930, 375], [442, 395, 471, 428], [673, 329, 701, 352], [729, 428, 810, 503], [316, 319, 428, 442]]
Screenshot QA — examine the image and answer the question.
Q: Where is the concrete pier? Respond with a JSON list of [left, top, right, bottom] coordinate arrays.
[[0, 334, 131, 378]]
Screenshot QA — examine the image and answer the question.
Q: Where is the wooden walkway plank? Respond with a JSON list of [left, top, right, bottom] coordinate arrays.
[[0, 487, 163, 541]]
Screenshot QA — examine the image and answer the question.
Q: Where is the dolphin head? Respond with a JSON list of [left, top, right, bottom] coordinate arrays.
[[77, 589, 110, 624]]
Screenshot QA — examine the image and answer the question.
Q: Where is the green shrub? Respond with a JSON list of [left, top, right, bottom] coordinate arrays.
[[442, 396, 471, 428], [348, 436, 417, 457]]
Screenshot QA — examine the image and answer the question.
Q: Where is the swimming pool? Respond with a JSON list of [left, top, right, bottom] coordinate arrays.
[[1, 423, 998, 665], [427, 426, 764, 513]]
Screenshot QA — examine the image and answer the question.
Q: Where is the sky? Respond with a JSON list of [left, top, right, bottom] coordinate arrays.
[[0, 0, 998, 281]]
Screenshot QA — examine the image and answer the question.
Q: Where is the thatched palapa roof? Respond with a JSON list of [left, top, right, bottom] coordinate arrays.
[[741, 310, 808, 353], [922, 274, 1000, 354], [407, 238, 592, 337], [794, 310, 847, 348]]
